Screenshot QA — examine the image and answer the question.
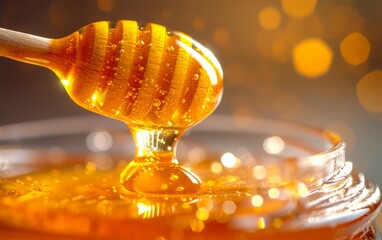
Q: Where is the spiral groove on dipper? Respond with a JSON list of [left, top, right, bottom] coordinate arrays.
[[62, 20, 223, 128]]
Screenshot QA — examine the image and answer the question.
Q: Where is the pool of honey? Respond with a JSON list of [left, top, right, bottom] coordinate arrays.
[[0, 153, 380, 240]]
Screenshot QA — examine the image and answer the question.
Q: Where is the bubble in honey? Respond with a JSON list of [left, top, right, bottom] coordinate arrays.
[[258, 6, 282, 30], [357, 70, 382, 113], [340, 32, 371, 66], [192, 17, 205, 31], [281, 0, 317, 19], [152, 98, 161, 107], [292, 38, 333, 78]]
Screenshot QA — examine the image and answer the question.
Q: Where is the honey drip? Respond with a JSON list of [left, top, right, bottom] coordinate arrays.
[[0, 21, 223, 194]]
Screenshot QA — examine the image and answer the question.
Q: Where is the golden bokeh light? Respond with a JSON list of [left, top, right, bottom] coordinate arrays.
[[297, 183, 309, 197], [196, 208, 210, 221], [281, 0, 317, 18], [272, 32, 293, 63], [222, 200, 237, 215], [255, 30, 275, 59], [221, 152, 239, 168], [340, 32, 371, 66], [319, 2, 348, 38], [192, 17, 205, 31], [286, 16, 325, 39], [189, 219, 204, 232], [292, 38, 333, 78], [161, 9, 172, 20], [252, 165, 267, 180], [225, 63, 247, 84], [258, 6, 282, 30], [212, 27, 231, 49], [263, 136, 285, 155], [210, 161, 223, 174], [357, 70, 382, 113], [96, 0, 115, 12], [251, 195, 264, 207], [268, 188, 280, 199]]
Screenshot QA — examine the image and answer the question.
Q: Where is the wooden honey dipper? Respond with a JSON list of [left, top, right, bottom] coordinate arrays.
[[0, 21, 224, 194]]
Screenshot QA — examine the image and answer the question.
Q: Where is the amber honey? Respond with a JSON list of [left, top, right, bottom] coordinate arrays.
[[0, 146, 380, 240]]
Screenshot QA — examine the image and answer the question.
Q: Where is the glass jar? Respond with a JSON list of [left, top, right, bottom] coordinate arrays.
[[0, 115, 380, 239]]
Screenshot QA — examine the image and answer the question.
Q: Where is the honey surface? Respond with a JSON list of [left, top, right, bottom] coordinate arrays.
[[0, 157, 377, 240]]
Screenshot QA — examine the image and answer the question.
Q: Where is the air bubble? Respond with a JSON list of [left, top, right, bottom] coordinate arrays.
[[166, 46, 175, 53], [153, 98, 162, 107]]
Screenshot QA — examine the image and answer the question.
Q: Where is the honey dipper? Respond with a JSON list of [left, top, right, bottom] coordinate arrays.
[[0, 21, 223, 194]]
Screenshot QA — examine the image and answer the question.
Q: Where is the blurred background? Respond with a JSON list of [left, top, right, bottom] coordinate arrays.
[[0, 0, 381, 217]]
